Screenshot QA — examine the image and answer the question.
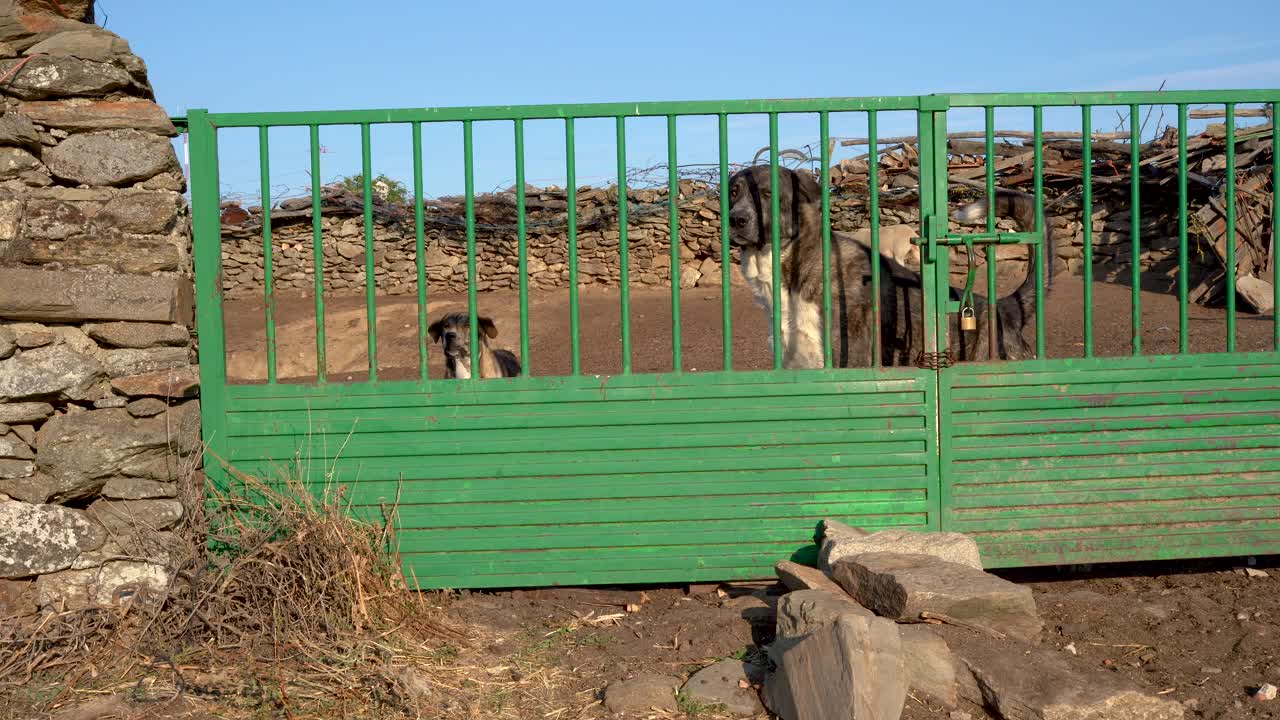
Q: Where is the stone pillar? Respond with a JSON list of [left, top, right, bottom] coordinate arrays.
[[0, 0, 199, 613]]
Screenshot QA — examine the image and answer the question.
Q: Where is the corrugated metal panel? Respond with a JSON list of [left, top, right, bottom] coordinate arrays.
[[941, 353, 1280, 567], [222, 368, 939, 588]]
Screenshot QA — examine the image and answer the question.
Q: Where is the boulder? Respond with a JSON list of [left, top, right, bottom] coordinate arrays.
[[0, 402, 54, 423], [0, 344, 104, 403], [0, 145, 41, 179], [0, 267, 194, 325], [820, 527, 983, 573], [0, 499, 106, 578], [85, 498, 184, 534], [602, 673, 680, 714], [0, 111, 40, 151], [900, 624, 959, 707], [774, 559, 849, 597], [125, 398, 166, 418], [19, 98, 177, 135], [831, 553, 1042, 643], [43, 128, 181, 187], [938, 625, 1184, 720], [35, 560, 170, 610], [110, 365, 199, 399], [680, 659, 766, 717], [0, 54, 132, 100], [24, 28, 131, 63], [100, 477, 176, 500], [85, 322, 187, 349], [765, 598, 905, 720], [35, 404, 200, 501], [100, 347, 189, 378]]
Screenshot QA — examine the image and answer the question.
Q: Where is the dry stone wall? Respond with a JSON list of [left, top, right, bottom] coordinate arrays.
[[219, 181, 1200, 300], [0, 0, 199, 613]]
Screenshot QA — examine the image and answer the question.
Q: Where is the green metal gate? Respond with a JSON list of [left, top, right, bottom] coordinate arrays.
[[187, 91, 1280, 589]]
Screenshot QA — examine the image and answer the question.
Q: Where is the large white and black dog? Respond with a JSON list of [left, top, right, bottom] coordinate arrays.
[[726, 165, 1052, 367]]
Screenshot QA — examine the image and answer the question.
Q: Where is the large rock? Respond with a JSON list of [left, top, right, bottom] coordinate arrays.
[[777, 589, 873, 639], [96, 191, 183, 234], [0, 401, 53, 423], [85, 498, 184, 534], [84, 322, 188, 349], [0, 111, 40, 151], [0, 54, 132, 100], [9, 229, 181, 274], [110, 365, 199, 399], [0, 499, 106, 578], [20, 194, 91, 240], [602, 673, 680, 714], [0, 8, 85, 52], [24, 28, 131, 63], [820, 527, 983, 573], [0, 268, 194, 324], [766, 593, 906, 720], [100, 347, 189, 378], [0, 344, 105, 402], [775, 559, 849, 596], [43, 128, 180, 187], [35, 560, 170, 610], [831, 553, 1042, 643], [680, 659, 766, 717], [0, 458, 34, 479], [0, 431, 34, 459], [19, 98, 176, 135], [100, 477, 176, 500], [0, 145, 41, 179], [35, 404, 200, 501], [899, 625, 958, 707], [126, 398, 166, 418], [938, 625, 1184, 720]]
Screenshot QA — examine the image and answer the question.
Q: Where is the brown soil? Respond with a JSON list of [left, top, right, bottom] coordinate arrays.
[[222, 273, 1278, 383], [159, 275, 1280, 719]]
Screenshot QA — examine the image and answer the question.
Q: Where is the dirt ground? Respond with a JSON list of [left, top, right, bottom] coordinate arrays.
[[221, 273, 1278, 383], [180, 273, 1280, 719]]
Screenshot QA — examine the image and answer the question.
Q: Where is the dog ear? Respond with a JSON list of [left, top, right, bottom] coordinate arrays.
[[790, 169, 823, 241], [478, 316, 499, 339], [427, 318, 444, 343]]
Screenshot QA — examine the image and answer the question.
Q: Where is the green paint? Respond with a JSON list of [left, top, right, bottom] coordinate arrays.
[[187, 91, 1280, 589]]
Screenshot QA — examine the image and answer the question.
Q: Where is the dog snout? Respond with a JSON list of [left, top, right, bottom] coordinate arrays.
[[729, 210, 749, 229]]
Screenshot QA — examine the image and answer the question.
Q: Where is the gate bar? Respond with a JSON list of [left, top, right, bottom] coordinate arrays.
[[515, 120, 530, 376], [1177, 104, 1190, 354], [820, 110, 833, 369], [768, 112, 783, 370], [1033, 106, 1045, 358], [1225, 104, 1237, 352], [718, 113, 732, 370], [360, 123, 377, 381], [668, 115, 682, 372], [1274, 101, 1280, 351], [616, 117, 632, 374], [308, 125, 327, 383], [258, 126, 277, 384], [463, 120, 479, 380], [1130, 105, 1141, 355], [869, 110, 882, 367], [566, 118, 580, 375], [413, 122, 428, 382], [1081, 106, 1094, 358], [984, 106, 997, 359]]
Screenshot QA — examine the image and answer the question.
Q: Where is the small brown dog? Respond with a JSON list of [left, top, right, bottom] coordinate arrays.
[[427, 312, 522, 379]]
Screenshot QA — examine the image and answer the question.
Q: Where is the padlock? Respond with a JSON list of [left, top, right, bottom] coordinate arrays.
[[960, 306, 977, 331]]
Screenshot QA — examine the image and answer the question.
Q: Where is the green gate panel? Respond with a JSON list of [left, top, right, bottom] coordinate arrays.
[[941, 353, 1280, 567], [220, 368, 939, 588]]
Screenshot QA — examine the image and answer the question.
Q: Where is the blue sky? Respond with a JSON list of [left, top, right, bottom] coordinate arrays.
[[106, 0, 1280, 203]]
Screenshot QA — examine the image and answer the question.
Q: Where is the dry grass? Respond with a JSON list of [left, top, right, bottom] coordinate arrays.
[[0, 464, 473, 719]]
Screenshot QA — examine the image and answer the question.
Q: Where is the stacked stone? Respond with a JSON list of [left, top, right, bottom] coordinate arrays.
[[0, 0, 198, 613], [219, 177, 1203, 301]]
